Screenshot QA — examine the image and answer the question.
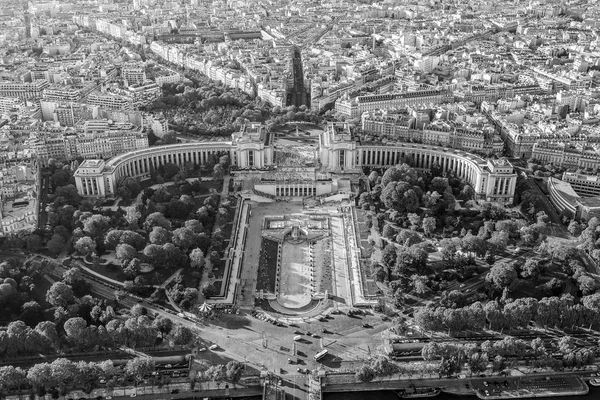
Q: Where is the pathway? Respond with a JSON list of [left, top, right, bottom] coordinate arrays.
[[330, 213, 351, 304], [75, 261, 125, 287], [160, 268, 184, 289]]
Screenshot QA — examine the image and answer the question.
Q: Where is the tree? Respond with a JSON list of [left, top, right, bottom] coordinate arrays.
[[63, 317, 88, 346], [381, 181, 420, 213], [119, 230, 146, 250], [116, 243, 137, 264], [143, 212, 171, 231], [45, 282, 74, 307], [130, 304, 148, 318], [467, 352, 488, 376], [0, 282, 17, 305], [125, 357, 155, 383], [213, 163, 225, 181], [25, 234, 42, 252], [124, 206, 142, 229], [370, 355, 399, 377], [225, 360, 244, 383], [422, 217, 437, 237], [20, 301, 43, 327], [27, 362, 54, 390], [0, 365, 27, 391], [487, 231, 509, 254], [381, 244, 397, 269], [189, 248, 205, 269], [382, 224, 396, 239], [486, 262, 518, 291], [168, 324, 194, 346], [368, 171, 379, 185], [82, 214, 111, 240], [172, 227, 197, 251], [149, 226, 171, 245], [206, 364, 226, 384], [411, 275, 429, 296], [143, 244, 166, 267], [521, 259, 542, 280], [577, 275, 597, 296], [47, 233, 65, 256], [202, 282, 218, 298], [74, 236, 96, 256], [407, 213, 421, 229], [152, 315, 173, 338], [163, 163, 180, 180], [567, 221, 582, 236], [355, 364, 376, 382]]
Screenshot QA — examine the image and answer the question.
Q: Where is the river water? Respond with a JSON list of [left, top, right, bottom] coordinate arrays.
[[323, 385, 600, 400]]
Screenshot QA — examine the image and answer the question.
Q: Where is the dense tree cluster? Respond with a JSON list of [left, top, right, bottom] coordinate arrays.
[[0, 257, 49, 325], [414, 293, 600, 334], [420, 334, 596, 378], [0, 356, 178, 397], [0, 294, 192, 360]]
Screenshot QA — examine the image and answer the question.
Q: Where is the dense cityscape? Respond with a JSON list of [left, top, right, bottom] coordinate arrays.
[[2, 0, 600, 400]]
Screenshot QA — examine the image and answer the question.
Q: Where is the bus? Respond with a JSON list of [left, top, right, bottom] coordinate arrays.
[[314, 350, 328, 362]]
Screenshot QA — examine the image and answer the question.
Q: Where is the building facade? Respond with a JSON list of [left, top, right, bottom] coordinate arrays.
[[75, 122, 517, 205]]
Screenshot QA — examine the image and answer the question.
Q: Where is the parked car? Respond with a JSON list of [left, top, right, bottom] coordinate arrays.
[[198, 347, 207, 352], [209, 344, 218, 350]]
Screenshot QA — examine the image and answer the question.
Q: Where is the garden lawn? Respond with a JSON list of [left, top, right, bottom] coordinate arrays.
[[212, 258, 226, 280], [256, 239, 279, 293], [220, 197, 238, 242], [143, 268, 177, 286], [167, 180, 222, 198]]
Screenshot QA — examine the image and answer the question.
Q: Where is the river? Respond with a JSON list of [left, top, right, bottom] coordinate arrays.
[[323, 385, 600, 400]]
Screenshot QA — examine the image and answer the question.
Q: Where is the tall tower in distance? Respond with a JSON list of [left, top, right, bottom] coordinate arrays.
[[24, 11, 31, 39], [286, 46, 308, 108]]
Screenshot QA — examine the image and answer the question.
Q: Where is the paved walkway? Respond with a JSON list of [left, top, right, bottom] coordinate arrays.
[[76, 260, 125, 287], [160, 268, 184, 289]]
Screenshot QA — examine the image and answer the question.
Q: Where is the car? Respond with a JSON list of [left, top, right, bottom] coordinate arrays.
[[483, 381, 489, 387], [209, 344, 218, 350], [198, 347, 207, 352], [165, 364, 172, 368], [484, 390, 489, 396], [99, 379, 107, 384], [129, 394, 137, 398], [177, 313, 185, 318], [294, 335, 302, 341], [459, 283, 466, 288], [288, 358, 295, 364], [362, 323, 370, 328], [318, 317, 327, 322], [306, 331, 312, 336], [294, 330, 303, 335]]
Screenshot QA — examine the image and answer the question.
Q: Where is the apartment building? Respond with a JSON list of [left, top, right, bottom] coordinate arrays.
[[0, 80, 49, 100], [122, 63, 147, 86]]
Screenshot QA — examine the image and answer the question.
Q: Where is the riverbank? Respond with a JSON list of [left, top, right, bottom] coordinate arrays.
[[324, 384, 600, 400]]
